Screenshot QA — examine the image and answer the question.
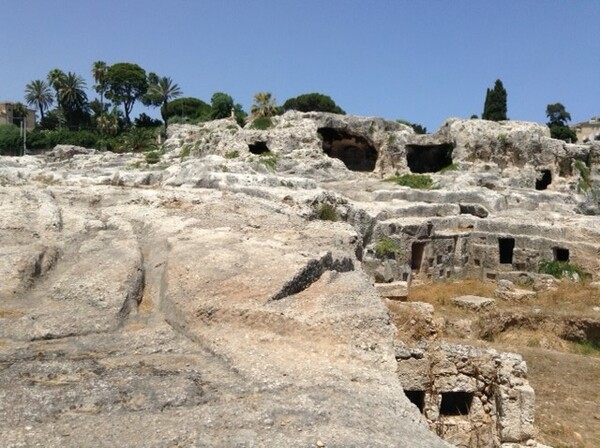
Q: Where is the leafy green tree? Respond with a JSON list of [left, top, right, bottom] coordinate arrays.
[[250, 92, 278, 118], [482, 79, 507, 121], [143, 75, 182, 134], [104, 63, 148, 126], [25, 79, 53, 121], [134, 113, 162, 128], [546, 103, 571, 127], [163, 97, 211, 122], [92, 61, 109, 113], [210, 92, 234, 119], [282, 92, 345, 114], [546, 103, 577, 143]]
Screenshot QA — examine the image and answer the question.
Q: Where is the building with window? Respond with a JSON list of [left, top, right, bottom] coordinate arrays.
[[0, 102, 36, 130], [572, 116, 600, 143]]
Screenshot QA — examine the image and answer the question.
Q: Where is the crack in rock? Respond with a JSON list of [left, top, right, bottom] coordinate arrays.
[[271, 251, 354, 300]]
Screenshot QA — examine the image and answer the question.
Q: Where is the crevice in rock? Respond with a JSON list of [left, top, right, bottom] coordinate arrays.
[[272, 252, 354, 300], [117, 255, 145, 323]]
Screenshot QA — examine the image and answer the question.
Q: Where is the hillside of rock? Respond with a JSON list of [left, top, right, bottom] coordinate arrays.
[[2, 111, 598, 447]]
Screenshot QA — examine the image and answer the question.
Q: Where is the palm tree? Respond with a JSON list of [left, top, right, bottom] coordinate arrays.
[[250, 92, 278, 119], [92, 61, 108, 113], [58, 72, 89, 129], [47, 69, 66, 128], [24, 79, 53, 121], [146, 75, 182, 134]]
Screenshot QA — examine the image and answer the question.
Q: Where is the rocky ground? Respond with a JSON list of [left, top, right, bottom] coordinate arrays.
[[1, 113, 599, 447]]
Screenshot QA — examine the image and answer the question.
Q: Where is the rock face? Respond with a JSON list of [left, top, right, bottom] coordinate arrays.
[[2, 111, 599, 447]]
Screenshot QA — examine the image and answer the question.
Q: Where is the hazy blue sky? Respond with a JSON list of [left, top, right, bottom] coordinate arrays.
[[1, 1, 598, 131]]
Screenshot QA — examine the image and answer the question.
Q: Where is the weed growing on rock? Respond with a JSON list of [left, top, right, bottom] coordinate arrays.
[[225, 150, 239, 159], [385, 174, 434, 189], [257, 152, 278, 171], [317, 203, 338, 221], [538, 260, 585, 281], [374, 237, 402, 259], [574, 160, 591, 193], [145, 151, 160, 165], [440, 163, 458, 173], [250, 117, 274, 130]]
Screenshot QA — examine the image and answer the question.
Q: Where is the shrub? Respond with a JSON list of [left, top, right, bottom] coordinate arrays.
[[118, 128, 157, 153], [225, 150, 239, 159], [317, 203, 338, 221], [0, 124, 23, 155], [250, 117, 274, 130], [374, 237, 402, 259], [384, 173, 434, 189], [538, 260, 585, 280], [145, 151, 160, 164], [574, 160, 591, 193]]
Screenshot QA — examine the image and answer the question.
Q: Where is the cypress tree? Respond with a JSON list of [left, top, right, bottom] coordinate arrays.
[[482, 79, 507, 121]]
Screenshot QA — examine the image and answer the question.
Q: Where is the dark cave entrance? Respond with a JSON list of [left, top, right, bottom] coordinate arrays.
[[535, 169, 552, 190], [248, 141, 270, 155], [440, 392, 473, 416], [317, 127, 378, 172], [404, 390, 425, 414], [406, 143, 454, 173], [553, 247, 570, 262], [411, 242, 426, 271], [499, 238, 515, 264]]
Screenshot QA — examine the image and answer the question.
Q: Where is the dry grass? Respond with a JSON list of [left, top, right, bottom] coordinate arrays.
[[404, 278, 600, 447]]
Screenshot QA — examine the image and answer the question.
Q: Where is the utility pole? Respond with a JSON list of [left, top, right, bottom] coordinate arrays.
[[19, 117, 27, 156]]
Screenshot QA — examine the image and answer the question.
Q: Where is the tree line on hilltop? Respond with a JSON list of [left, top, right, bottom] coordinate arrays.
[[0, 66, 580, 156]]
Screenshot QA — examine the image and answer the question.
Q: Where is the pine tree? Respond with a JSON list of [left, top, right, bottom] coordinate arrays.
[[482, 79, 507, 121]]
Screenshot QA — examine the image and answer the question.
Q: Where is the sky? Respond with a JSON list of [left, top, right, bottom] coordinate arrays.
[[1, 0, 598, 132]]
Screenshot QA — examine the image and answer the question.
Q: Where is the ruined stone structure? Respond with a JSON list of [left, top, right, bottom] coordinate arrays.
[[396, 343, 535, 448]]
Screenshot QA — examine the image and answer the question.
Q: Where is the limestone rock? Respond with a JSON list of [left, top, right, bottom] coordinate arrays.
[[450, 295, 496, 311]]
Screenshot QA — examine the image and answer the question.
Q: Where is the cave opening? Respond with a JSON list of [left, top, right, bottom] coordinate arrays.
[[499, 238, 515, 264], [411, 242, 426, 271], [406, 143, 454, 173], [317, 127, 378, 172], [535, 169, 552, 190], [248, 141, 270, 155], [440, 392, 473, 416], [553, 247, 570, 262], [404, 390, 425, 414]]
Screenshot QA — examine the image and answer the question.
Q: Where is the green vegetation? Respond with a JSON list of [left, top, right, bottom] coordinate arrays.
[[225, 150, 239, 159], [164, 97, 211, 123], [482, 79, 508, 121], [575, 160, 591, 193], [546, 103, 577, 143], [104, 62, 149, 125], [396, 119, 427, 134], [538, 260, 585, 280], [316, 203, 338, 221], [250, 117, 274, 130], [375, 237, 402, 259], [145, 151, 160, 164], [143, 74, 182, 135], [385, 173, 434, 189], [257, 152, 278, 171], [0, 124, 23, 156], [570, 340, 600, 356], [439, 163, 458, 173], [282, 92, 345, 114], [250, 92, 278, 119]]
